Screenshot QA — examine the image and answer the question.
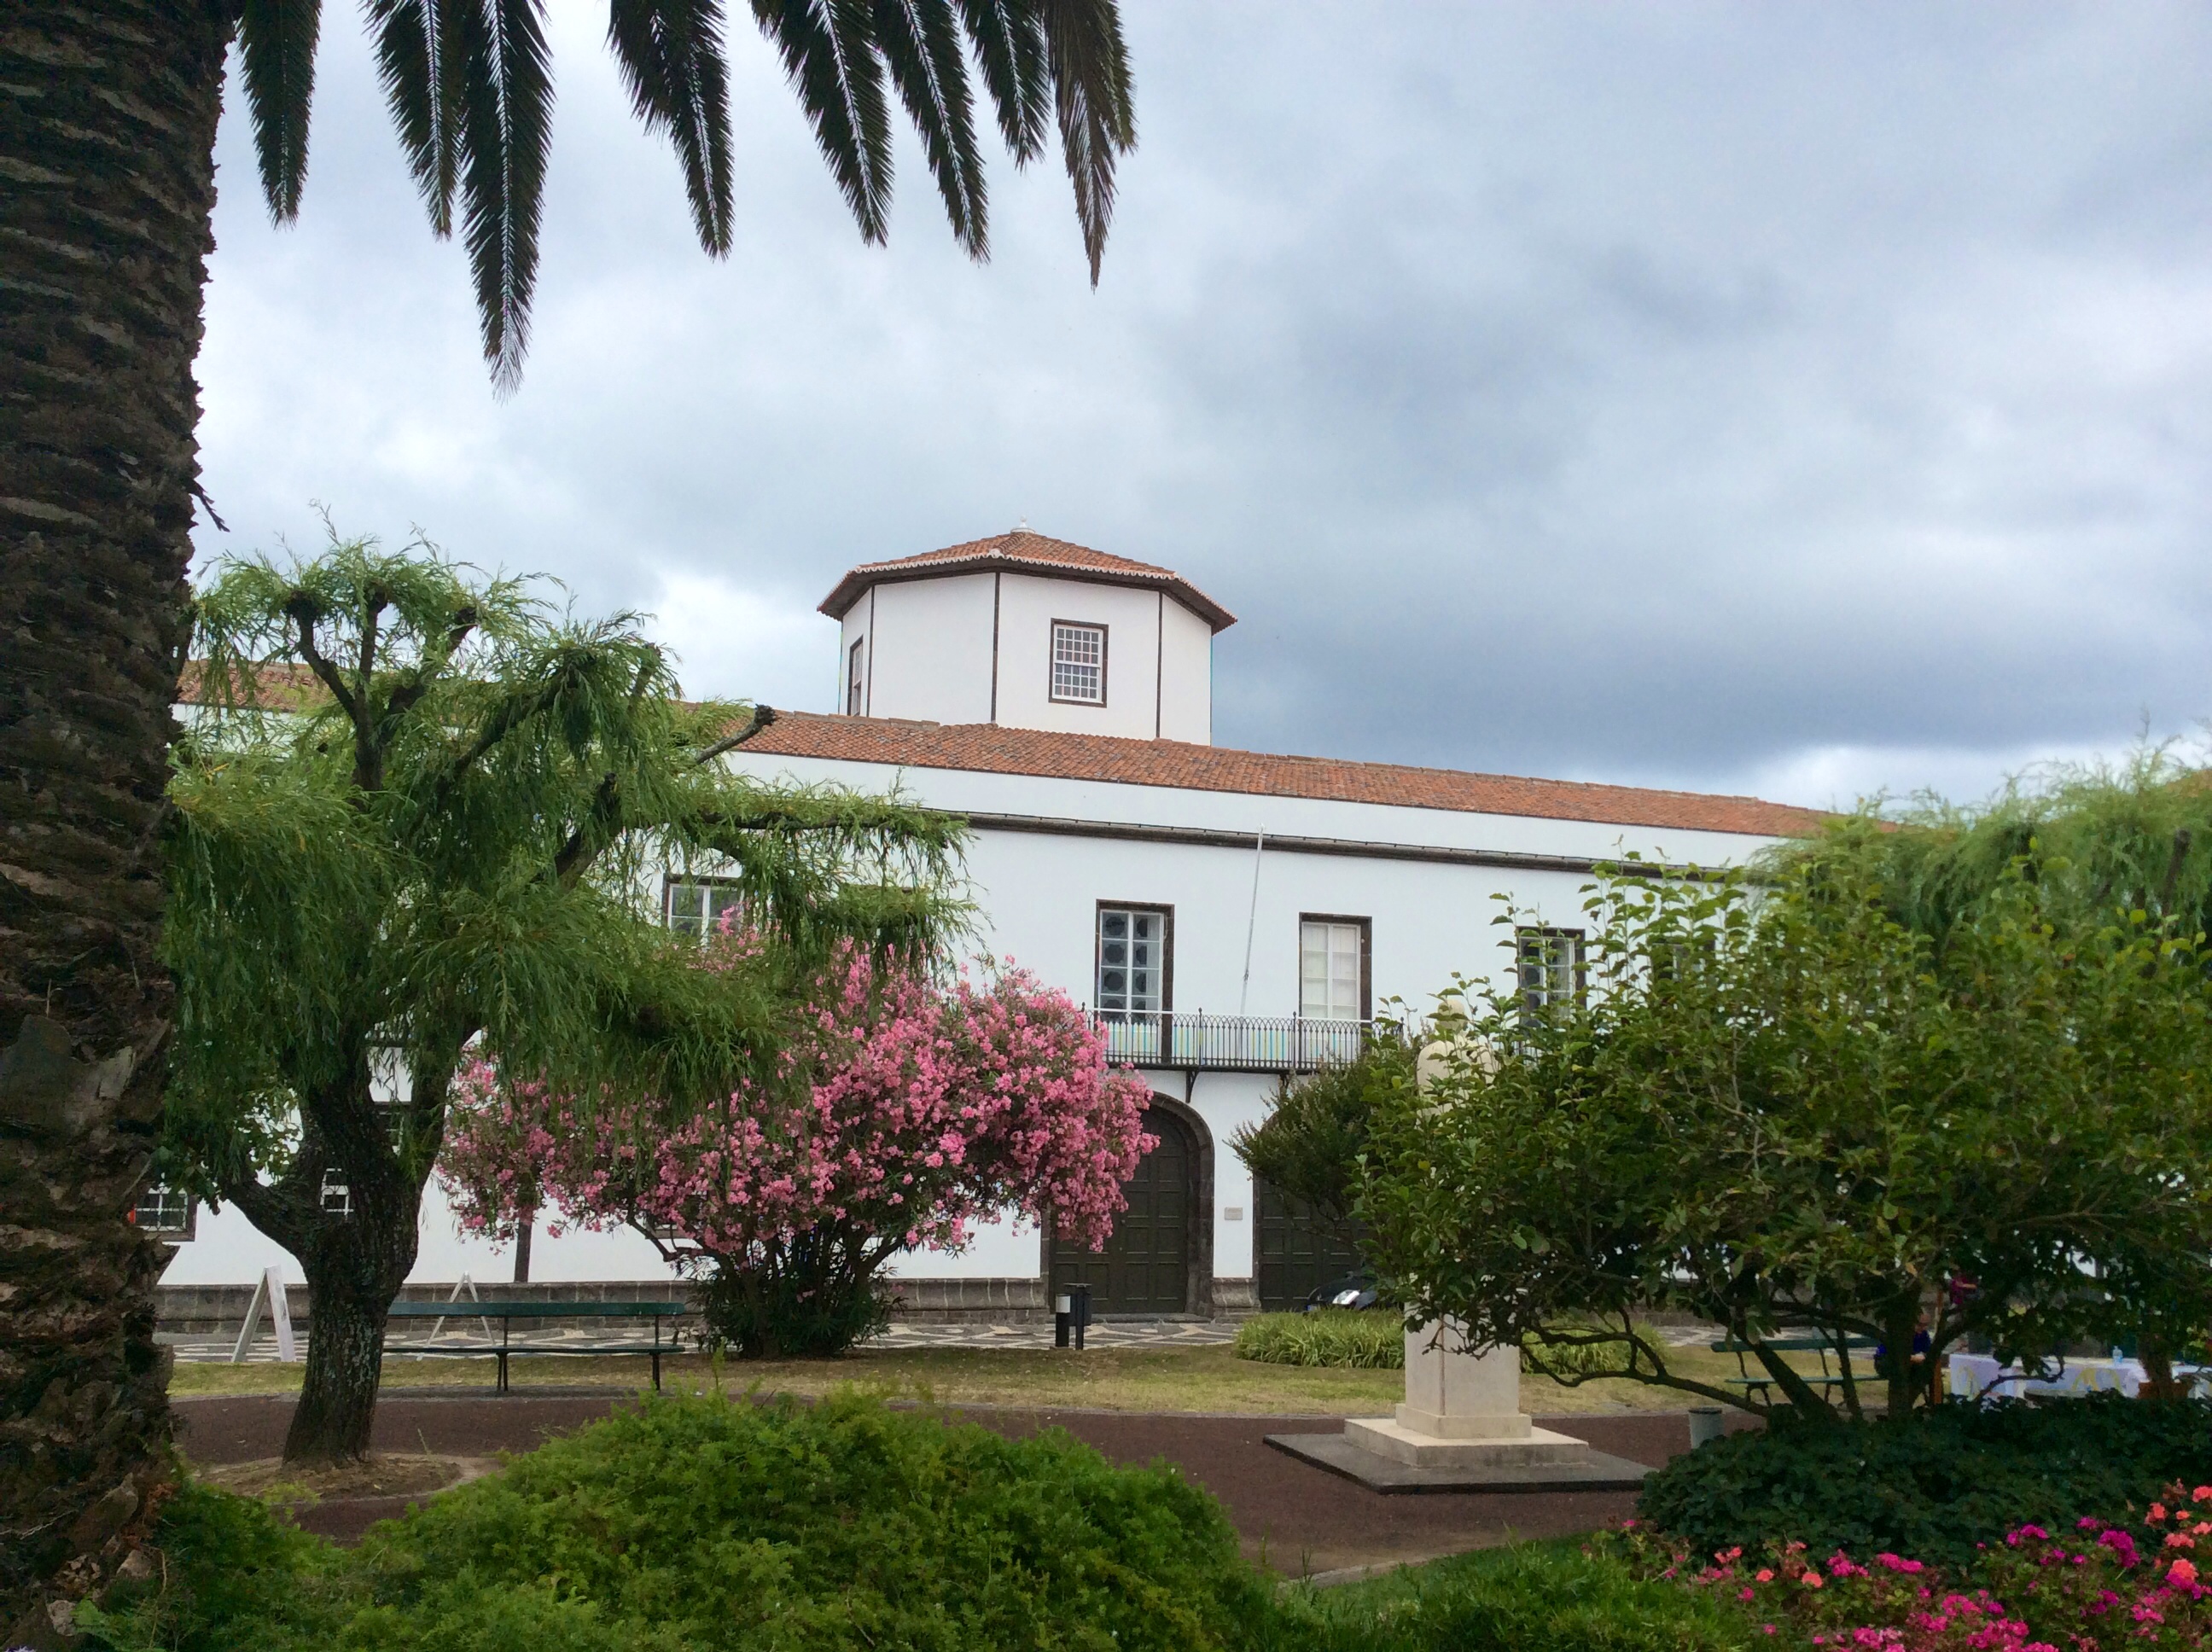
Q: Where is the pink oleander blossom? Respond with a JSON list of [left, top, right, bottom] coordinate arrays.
[[438, 942, 1154, 1277]]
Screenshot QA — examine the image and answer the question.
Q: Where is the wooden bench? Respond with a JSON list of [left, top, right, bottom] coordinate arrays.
[[386, 1300, 691, 1393], [1711, 1335, 1881, 1405]]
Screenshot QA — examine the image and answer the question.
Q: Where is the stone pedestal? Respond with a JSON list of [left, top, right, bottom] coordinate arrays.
[[1266, 1319, 1651, 1492], [1340, 1322, 1597, 1470]]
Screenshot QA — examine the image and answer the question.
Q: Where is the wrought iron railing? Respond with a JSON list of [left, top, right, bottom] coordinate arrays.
[[1089, 1010, 1386, 1073]]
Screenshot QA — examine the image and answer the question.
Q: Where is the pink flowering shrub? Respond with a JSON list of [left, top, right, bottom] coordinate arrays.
[[439, 943, 1155, 1353], [1610, 1480, 2212, 1649]]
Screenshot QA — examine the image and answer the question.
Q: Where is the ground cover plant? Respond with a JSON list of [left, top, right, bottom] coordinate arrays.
[[1616, 1482, 2212, 1650], [1278, 1541, 1763, 1652], [1637, 1396, 2212, 1570], [1234, 1311, 1405, 1369]]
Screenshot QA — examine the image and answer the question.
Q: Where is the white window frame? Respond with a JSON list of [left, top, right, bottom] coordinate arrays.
[[1096, 904, 1169, 1015], [1299, 916, 1369, 1022], [665, 875, 745, 940], [131, 1182, 195, 1242], [1516, 926, 1586, 1020], [847, 637, 865, 716], [1050, 620, 1108, 706]]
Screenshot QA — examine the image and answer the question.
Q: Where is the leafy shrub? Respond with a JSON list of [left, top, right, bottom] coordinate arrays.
[[84, 1393, 1277, 1652], [1234, 1310, 1404, 1368], [1278, 1541, 1759, 1652], [1638, 1394, 2212, 1566]]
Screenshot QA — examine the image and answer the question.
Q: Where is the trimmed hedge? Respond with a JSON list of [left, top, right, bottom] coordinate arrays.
[[84, 1393, 1276, 1652], [1636, 1393, 2212, 1567], [1233, 1311, 1404, 1368]]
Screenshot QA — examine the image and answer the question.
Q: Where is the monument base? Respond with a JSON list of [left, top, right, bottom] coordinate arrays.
[[1266, 1428, 1654, 1494], [1344, 1415, 1593, 1469]]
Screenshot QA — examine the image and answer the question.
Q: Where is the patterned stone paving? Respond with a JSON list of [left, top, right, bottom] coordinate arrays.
[[163, 1316, 1240, 1364]]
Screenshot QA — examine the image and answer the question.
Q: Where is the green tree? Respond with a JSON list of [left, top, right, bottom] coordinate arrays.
[[1230, 1040, 1409, 1245], [1359, 838, 2212, 1422], [164, 531, 962, 1464], [2, 0, 1130, 1618]]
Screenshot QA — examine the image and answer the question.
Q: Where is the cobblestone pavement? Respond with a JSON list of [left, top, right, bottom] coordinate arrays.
[[163, 1316, 1240, 1364]]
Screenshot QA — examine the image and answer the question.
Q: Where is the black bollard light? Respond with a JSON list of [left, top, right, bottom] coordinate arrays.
[[1054, 1291, 1073, 1348]]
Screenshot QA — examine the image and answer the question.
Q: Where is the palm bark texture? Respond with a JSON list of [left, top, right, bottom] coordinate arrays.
[[1, 0, 1130, 1630]]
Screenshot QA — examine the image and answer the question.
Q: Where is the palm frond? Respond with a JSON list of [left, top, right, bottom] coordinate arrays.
[[608, 0, 737, 254], [953, 0, 1048, 161], [1038, 0, 1133, 283], [365, 0, 469, 236], [750, 0, 896, 243], [457, 0, 555, 388], [871, 0, 989, 256], [237, 0, 323, 220]]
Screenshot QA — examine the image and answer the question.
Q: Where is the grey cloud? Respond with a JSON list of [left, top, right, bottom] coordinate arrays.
[[189, 2, 2212, 813]]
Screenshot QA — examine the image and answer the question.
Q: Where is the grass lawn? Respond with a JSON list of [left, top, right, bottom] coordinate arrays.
[[169, 1338, 1810, 1415]]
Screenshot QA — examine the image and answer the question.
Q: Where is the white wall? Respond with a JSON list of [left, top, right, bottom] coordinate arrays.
[[1157, 598, 1215, 744], [839, 572, 997, 724]]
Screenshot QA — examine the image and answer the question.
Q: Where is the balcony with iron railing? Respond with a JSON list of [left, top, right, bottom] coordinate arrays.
[[1088, 1009, 1397, 1073]]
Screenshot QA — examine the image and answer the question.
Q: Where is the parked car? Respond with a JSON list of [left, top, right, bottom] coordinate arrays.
[[1301, 1271, 1379, 1312]]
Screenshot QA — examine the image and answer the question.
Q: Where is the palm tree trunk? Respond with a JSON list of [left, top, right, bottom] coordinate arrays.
[[0, 0, 228, 1634]]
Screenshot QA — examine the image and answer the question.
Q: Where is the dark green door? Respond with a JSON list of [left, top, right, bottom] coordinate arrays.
[[1052, 1106, 1190, 1313], [1255, 1177, 1363, 1312]]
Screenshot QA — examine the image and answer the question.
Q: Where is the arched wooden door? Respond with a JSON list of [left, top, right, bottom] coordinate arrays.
[[1254, 1176, 1364, 1312], [1051, 1105, 1192, 1314]]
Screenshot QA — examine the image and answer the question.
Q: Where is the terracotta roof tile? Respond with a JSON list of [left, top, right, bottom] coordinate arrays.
[[818, 529, 1236, 631], [742, 711, 1826, 838]]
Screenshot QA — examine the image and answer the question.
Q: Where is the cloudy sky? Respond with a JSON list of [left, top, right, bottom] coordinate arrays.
[[189, 3, 2212, 810]]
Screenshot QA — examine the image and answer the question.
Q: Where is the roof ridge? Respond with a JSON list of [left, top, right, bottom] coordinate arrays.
[[742, 713, 1825, 837]]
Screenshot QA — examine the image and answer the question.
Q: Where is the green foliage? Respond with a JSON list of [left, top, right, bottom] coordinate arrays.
[[1230, 1041, 1412, 1233], [1635, 1394, 2212, 1568], [1277, 1541, 1759, 1652], [76, 1480, 355, 1652], [691, 1231, 892, 1358], [166, 530, 964, 1455], [86, 1394, 1276, 1652], [1233, 1311, 1404, 1369], [232, 0, 1136, 386], [1359, 830, 2212, 1422]]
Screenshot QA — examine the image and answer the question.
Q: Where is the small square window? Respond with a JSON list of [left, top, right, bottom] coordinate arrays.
[[131, 1183, 194, 1238], [1051, 622, 1107, 705], [666, 877, 745, 939]]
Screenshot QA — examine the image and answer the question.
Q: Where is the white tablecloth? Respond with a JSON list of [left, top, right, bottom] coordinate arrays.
[[1948, 1352, 2151, 1400]]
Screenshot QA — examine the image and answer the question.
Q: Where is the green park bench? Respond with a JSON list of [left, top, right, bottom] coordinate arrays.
[[385, 1300, 691, 1393], [1710, 1335, 1883, 1405]]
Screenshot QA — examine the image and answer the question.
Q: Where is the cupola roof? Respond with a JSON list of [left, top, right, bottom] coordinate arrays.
[[818, 529, 1237, 632]]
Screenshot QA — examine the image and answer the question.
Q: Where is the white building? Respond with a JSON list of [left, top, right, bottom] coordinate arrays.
[[159, 530, 1819, 1322]]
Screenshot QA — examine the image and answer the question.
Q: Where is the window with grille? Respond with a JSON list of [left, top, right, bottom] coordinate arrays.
[[321, 1166, 352, 1218], [1299, 917, 1368, 1021], [1051, 621, 1107, 705], [847, 637, 865, 715], [131, 1183, 194, 1237], [1516, 927, 1585, 1019], [1097, 906, 1167, 1015], [666, 877, 744, 939]]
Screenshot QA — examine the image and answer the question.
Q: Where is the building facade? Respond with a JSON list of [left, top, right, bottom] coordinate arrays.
[[157, 530, 1820, 1321]]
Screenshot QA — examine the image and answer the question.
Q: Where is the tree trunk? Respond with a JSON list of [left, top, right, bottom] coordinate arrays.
[[287, 1260, 397, 1465], [0, 0, 228, 1635]]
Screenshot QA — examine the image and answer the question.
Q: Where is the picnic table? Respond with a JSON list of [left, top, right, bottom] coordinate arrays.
[[1710, 1335, 1883, 1405], [385, 1300, 690, 1393]]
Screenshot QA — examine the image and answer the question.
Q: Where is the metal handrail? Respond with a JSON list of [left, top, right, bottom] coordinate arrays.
[[1087, 1009, 1386, 1073]]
